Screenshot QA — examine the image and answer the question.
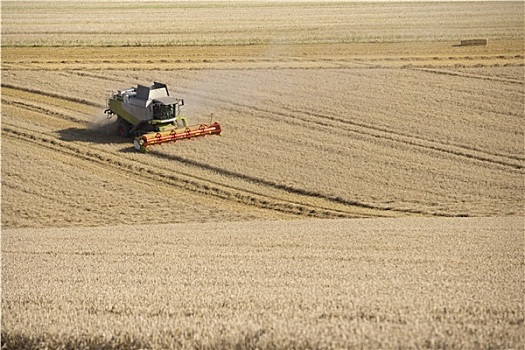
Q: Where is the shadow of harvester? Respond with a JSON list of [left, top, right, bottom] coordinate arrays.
[[57, 118, 136, 152]]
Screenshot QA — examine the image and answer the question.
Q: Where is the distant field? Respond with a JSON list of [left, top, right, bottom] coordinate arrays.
[[2, 217, 524, 349], [1, 1, 524, 349], [2, 1, 524, 47]]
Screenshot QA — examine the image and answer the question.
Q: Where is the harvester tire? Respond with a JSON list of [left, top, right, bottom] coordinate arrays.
[[117, 118, 131, 138]]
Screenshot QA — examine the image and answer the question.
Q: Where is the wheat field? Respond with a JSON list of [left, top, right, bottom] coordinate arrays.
[[1, 1, 524, 349], [2, 218, 523, 349]]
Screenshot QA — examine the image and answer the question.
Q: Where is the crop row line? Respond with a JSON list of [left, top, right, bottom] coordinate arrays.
[[1, 83, 104, 108], [1, 91, 374, 218], [415, 67, 524, 85], [287, 106, 525, 172], [171, 84, 524, 172], [1, 98, 89, 127], [0, 83, 407, 218], [2, 123, 388, 220]]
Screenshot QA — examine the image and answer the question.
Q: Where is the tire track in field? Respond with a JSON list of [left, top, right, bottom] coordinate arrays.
[[2, 94, 422, 218], [284, 106, 525, 171], [1, 83, 104, 108], [1, 92, 311, 218], [2, 123, 400, 220], [148, 151, 442, 217], [20, 70, 518, 173], [0, 82, 415, 217], [414, 68, 524, 85], [0, 85, 434, 218], [1, 99, 89, 126], [161, 69, 523, 169], [171, 84, 524, 172]]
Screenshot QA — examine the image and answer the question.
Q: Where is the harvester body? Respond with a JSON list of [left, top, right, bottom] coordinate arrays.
[[104, 82, 221, 152]]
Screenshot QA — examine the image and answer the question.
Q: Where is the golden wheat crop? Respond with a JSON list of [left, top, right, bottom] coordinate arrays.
[[2, 218, 524, 349], [2, 1, 524, 47]]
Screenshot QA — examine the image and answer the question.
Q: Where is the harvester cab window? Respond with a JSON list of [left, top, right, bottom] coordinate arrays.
[[152, 104, 174, 120], [153, 104, 162, 119], [164, 105, 174, 119]]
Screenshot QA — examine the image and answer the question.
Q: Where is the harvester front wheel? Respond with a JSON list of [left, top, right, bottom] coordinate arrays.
[[117, 117, 131, 138]]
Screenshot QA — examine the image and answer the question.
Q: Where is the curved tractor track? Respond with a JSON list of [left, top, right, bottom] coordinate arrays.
[[2, 84, 403, 228], [167, 82, 523, 173]]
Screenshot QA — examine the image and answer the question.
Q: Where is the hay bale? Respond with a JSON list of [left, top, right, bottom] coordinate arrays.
[[460, 39, 488, 46]]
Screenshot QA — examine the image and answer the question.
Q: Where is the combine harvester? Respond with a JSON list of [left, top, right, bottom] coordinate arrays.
[[104, 82, 221, 152]]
